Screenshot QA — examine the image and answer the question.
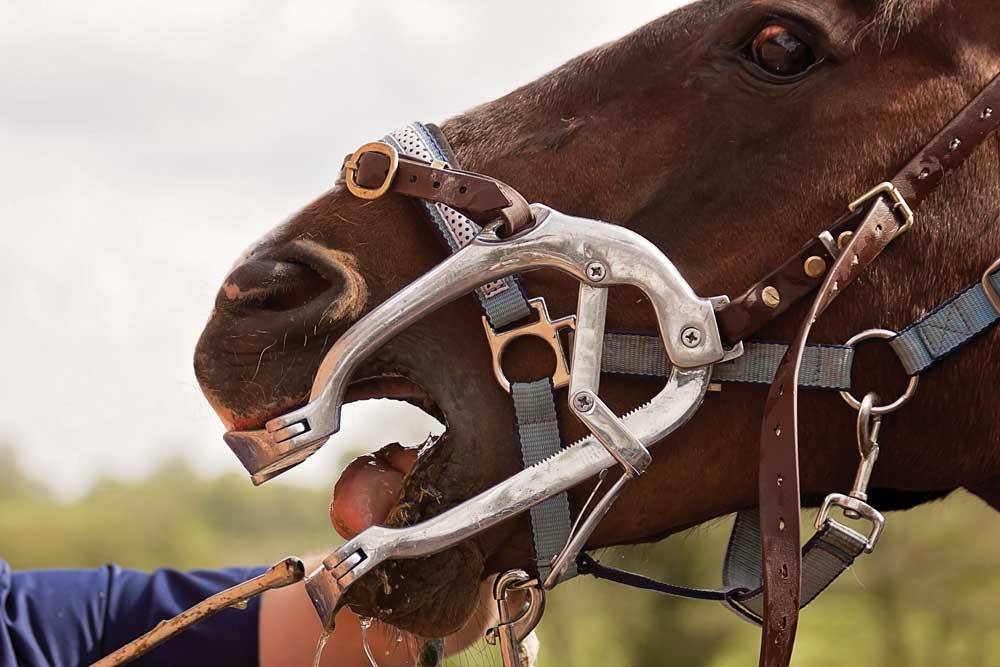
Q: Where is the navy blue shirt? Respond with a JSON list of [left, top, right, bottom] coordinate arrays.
[[0, 559, 267, 667]]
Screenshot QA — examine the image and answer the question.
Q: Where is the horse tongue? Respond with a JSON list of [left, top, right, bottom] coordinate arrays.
[[330, 442, 419, 539]]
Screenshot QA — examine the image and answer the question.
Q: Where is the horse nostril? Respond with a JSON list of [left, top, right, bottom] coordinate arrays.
[[220, 259, 333, 313]]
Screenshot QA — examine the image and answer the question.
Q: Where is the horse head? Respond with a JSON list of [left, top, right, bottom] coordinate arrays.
[[195, 0, 1000, 638]]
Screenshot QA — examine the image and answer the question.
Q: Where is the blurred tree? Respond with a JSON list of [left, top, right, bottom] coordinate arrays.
[[0, 443, 50, 502]]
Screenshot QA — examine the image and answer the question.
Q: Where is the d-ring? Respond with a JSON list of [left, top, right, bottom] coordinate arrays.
[[839, 328, 919, 415]]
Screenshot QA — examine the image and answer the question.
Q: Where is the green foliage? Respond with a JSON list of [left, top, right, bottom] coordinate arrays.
[[0, 454, 334, 572], [3, 450, 1000, 666]]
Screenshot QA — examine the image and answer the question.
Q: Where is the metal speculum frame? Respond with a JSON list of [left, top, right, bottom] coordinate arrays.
[[225, 204, 735, 484], [220, 205, 739, 632]]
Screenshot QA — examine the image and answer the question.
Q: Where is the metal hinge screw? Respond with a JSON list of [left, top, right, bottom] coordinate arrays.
[[572, 391, 596, 412], [585, 261, 607, 282], [681, 327, 703, 348]]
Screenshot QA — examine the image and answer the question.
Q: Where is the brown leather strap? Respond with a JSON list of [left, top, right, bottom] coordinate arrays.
[[346, 148, 535, 235], [757, 199, 900, 666], [756, 72, 1000, 667], [720, 73, 1000, 346]]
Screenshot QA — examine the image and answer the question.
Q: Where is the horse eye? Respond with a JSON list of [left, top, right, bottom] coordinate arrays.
[[746, 24, 816, 79]]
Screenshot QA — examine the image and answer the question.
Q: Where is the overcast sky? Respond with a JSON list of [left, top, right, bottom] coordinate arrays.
[[0, 0, 688, 498]]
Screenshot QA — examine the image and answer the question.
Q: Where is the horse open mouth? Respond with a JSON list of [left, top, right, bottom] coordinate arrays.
[[328, 375, 490, 637], [330, 374, 445, 538]]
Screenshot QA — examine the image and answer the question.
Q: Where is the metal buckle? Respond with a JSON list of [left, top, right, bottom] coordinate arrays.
[[482, 298, 576, 393], [839, 328, 919, 416], [344, 142, 399, 200], [983, 257, 1000, 316], [815, 493, 885, 553], [848, 181, 915, 237]]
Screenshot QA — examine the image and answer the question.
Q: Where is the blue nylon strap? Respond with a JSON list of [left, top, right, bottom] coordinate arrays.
[[721, 510, 868, 626], [601, 334, 855, 390], [891, 270, 1000, 375], [511, 380, 577, 582], [388, 123, 571, 581]]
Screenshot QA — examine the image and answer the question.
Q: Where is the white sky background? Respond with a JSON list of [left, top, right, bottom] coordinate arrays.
[[0, 0, 688, 498]]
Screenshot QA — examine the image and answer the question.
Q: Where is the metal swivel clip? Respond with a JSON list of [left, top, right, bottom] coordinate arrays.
[[486, 570, 545, 667], [815, 392, 886, 553]]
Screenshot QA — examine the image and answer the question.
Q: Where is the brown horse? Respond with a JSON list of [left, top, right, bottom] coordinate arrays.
[[195, 0, 1000, 640]]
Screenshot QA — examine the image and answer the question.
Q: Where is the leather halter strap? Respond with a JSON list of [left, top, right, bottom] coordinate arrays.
[[718, 79, 1000, 345], [757, 73, 1000, 667], [344, 145, 535, 235]]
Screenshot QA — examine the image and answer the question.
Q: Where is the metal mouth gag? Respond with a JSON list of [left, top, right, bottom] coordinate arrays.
[[216, 203, 738, 637], [293, 210, 740, 635], [224, 204, 734, 485]]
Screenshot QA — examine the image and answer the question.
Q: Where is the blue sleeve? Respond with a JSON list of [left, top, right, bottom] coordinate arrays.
[[0, 559, 267, 667]]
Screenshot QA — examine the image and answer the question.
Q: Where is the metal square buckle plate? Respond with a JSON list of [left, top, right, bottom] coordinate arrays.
[[344, 142, 399, 200], [848, 181, 915, 237], [815, 493, 885, 553], [482, 298, 576, 393], [983, 257, 1000, 316]]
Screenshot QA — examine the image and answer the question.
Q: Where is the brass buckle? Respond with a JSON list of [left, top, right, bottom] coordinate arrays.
[[482, 298, 575, 393], [848, 181, 915, 237], [983, 257, 1000, 316], [344, 142, 399, 200]]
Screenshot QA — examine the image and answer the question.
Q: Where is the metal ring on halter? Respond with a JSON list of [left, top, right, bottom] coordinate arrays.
[[839, 328, 920, 415]]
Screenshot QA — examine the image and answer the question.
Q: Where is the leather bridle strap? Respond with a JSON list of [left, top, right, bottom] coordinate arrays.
[[719, 76, 1000, 345], [757, 73, 1000, 667], [759, 198, 900, 666], [344, 145, 535, 235]]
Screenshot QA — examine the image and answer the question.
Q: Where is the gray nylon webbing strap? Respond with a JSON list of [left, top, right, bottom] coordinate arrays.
[[721, 510, 869, 625], [385, 124, 531, 329], [388, 123, 569, 579], [601, 334, 855, 390], [512, 380, 576, 581], [890, 270, 1000, 375]]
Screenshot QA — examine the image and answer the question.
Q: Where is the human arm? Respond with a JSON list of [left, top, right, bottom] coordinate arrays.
[[259, 560, 494, 667]]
